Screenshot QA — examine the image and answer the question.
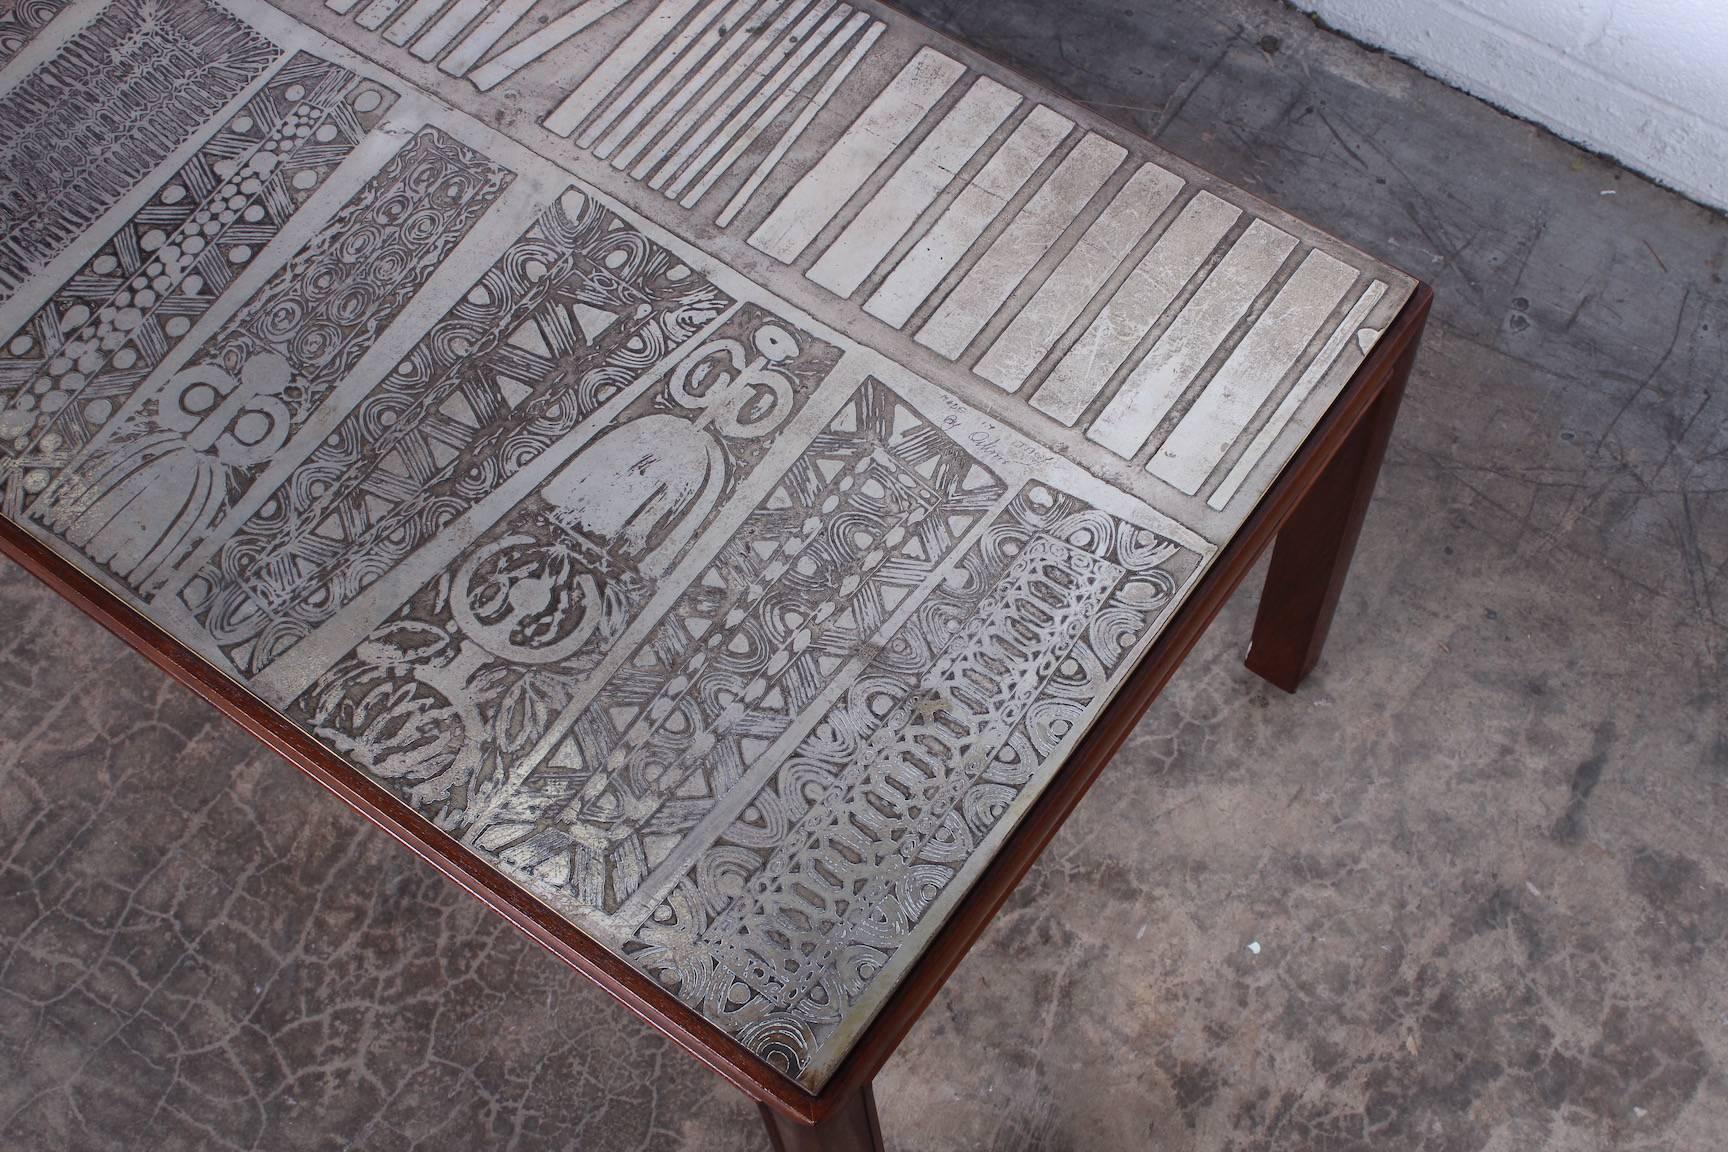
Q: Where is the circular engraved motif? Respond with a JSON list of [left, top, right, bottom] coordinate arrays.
[[450, 534, 601, 664]]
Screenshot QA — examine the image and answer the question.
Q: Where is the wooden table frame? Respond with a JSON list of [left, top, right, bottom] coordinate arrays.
[[0, 279, 1429, 1148]]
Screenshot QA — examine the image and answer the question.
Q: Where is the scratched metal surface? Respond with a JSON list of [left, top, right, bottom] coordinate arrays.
[[0, 0, 1412, 1090]]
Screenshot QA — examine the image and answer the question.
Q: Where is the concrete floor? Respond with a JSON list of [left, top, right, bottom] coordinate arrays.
[[2, 0, 1725, 1149]]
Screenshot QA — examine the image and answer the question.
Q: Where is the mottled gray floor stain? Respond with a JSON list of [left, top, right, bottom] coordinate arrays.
[[2, 0, 1725, 1148], [1552, 719, 1615, 844]]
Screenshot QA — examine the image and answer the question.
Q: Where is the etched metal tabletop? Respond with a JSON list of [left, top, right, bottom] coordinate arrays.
[[0, 0, 1414, 1089]]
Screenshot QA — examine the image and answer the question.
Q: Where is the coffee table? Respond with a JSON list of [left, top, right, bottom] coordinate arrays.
[[0, 1, 1429, 1146]]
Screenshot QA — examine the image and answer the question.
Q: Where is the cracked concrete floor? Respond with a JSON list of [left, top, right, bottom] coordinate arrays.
[[2, 0, 1725, 1149]]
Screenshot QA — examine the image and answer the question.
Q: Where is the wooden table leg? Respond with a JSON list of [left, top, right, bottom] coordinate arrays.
[[759, 1081, 885, 1152], [1244, 325, 1425, 693]]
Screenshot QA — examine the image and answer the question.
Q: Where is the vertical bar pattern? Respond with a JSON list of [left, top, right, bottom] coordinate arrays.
[[1030, 191, 1240, 426], [708, 14, 881, 223], [609, 0, 789, 174], [638, 0, 834, 185], [914, 131, 1126, 360], [590, 0, 758, 158], [1149, 249, 1358, 493], [543, 0, 707, 136], [411, 0, 490, 60], [863, 105, 1072, 329], [1086, 218, 1295, 459], [806, 75, 1021, 298], [468, 0, 634, 89], [748, 46, 965, 262], [1206, 279, 1389, 509], [974, 162, 1183, 392]]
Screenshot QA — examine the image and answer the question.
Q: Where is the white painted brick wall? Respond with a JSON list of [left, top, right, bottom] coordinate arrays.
[[1287, 0, 1728, 212]]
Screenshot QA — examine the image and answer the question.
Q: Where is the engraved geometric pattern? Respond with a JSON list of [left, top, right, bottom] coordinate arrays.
[[0, 52, 398, 516], [270, 0, 1411, 513], [537, 0, 887, 226], [465, 374, 1006, 919], [33, 125, 513, 594], [290, 302, 842, 861], [0, 0, 1417, 1097], [181, 185, 733, 675], [0, 0, 68, 70], [627, 485, 1201, 1081], [0, 0, 279, 301]]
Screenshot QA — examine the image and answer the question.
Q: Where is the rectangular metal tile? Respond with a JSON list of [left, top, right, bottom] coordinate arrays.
[[1029, 190, 1241, 426], [1086, 217, 1296, 459], [1206, 279, 1389, 509], [806, 74, 1021, 298], [1148, 248, 1359, 494], [747, 45, 965, 262], [862, 104, 1073, 329], [974, 161, 1183, 392], [914, 131, 1126, 360]]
